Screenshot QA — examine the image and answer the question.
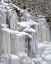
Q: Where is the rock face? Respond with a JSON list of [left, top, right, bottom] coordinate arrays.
[[4, 0, 11, 3], [0, 0, 51, 64]]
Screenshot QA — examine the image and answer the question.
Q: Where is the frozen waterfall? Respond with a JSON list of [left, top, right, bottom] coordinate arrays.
[[0, 0, 51, 64]]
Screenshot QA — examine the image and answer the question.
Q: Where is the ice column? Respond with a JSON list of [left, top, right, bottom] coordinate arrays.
[[15, 33, 25, 54], [10, 10, 17, 30], [10, 32, 17, 54], [41, 26, 49, 42], [2, 28, 11, 54], [10, 32, 26, 54], [38, 17, 50, 42], [0, 25, 3, 54], [0, 6, 6, 24]]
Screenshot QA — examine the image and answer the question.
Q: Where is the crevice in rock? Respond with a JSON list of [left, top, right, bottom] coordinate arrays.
[[6, 11, 10, 28]]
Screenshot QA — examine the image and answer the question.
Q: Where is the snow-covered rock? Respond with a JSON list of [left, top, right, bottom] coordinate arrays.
[[2, 55, 9, 64], [31, 58, 38, 64], [38, 43, 45, 56], [10, 55, 20, 64]]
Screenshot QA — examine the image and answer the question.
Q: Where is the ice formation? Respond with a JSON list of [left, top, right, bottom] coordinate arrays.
[[0, 0, 51, 64]]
